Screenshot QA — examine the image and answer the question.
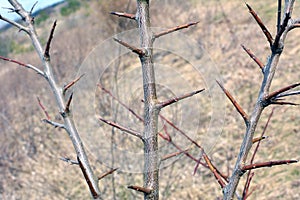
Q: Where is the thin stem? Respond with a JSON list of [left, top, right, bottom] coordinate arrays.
[[154, 21, 199, 39]]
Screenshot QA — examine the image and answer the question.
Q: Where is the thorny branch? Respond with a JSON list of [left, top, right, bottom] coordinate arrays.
[[223, 1, 299, 199], [0, 0, 102, 198]]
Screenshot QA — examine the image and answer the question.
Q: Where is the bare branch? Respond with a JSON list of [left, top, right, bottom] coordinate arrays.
[[288, 23, 300, 32], [266, 82, 300, 101], [37, 97, 50, 120], [98, 168, 118, 180], [244, 185, 258, 200], [193, 150, 204, 175], [158, 123, 171, 142], [98, 117, 143, 140], [159, 115, 202, 149], [157, 88, 205, 109], [44, 20, 57, 60], [242, 172, 255, 199], [60, 157, 79, 165], [29, 1, 38, 15], [251, 108, 275, 163], [203, 153, 226, 188], [113, 38, 144, 56], [0, 14, 29, 33], [270, 101, 299, 106], [277, 0, 282, 33], [63, 74, 85, 95], [241, 45, 264, 71], [127, 185, 152, 194], [277, 90, 300, 98], [242, 109, 274, 199], [154, 21, 199, 39], [216, 81, 249, 125], [273, 12, 291, 51], [246, 3, 273, 46], [42, 119, 65, 129], [77, 156, 101, 199], [242, 160, 298, 171], [0, 55, 44, 76], [161, 149, 189, 162], [110, 11, 136, 20], [98, 84, 143, 122]]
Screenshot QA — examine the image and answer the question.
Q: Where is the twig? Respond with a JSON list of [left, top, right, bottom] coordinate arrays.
[[0, 14, 29, 33], [277, 90, 300, 98], [157, 88, 205, 109], [154, 21, 199, 39], [246, 3, 273, 46], [241, 44, 264, 71], [127, 185, 152, 194], [29, 1, 38, 16], [65, 93, 73, 113], [42, 119, 65, 129], [113, 38, 144, 56], [110, 11, 136, 20], [277, 0, 282, 33], [98, 168, 118, 180], [98, 84, 143, 122], [161, 149, 189, 162], [60, 156, 79, 165], [252, 136, 268, 144], [77, 156, 101, 198], [203, 153, 226, 188], [98, 117, 143, 140], [242, 172, 255, 199], [216, 80, 249, 126], [193, 150, 204, 175], [243, 109, 274, 199], [270, 101, 298, 106], [266, 82, 300, 101], [242, 160, 298, 171], [288, 23, 300, 32], [250, 108, 274, 164], [0, 55, 44, 76], [44, 20, 57, 60], [63, 74, 85, 95], [273, 12, 291, 51], [244, 185, 258, 200], [37, 97, 50, 120]]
